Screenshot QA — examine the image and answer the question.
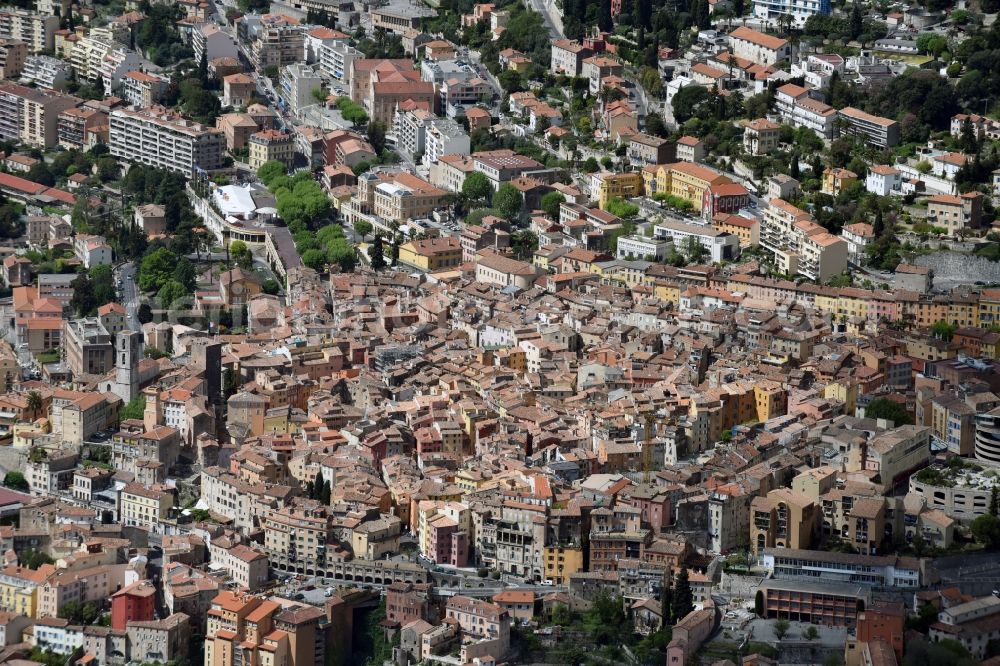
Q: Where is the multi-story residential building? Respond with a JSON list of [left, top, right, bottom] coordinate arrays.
[[550, 39, 593, 76], [865, 165, 902, 196], [263, 503, 334, 576], [838, 106, 900, 148], [127, 613, 191, 665], [676, 135, 706, 163], [750, 487, 820, 553], [752, 0, 831, 25], [248, 129, 294, 170], [444, 596, 510, 655], [861, 425, 931, 491], [110, 106, 225, 176], [398, 237, 462, 272], [57, 106, 105, 150], [99, 47, 143, 96], [0, 83, 79, 148], [63, 317, 114, 378], [119, 70, 169, 108], [423, 118, 470, 167], [712, 212, 759, 248], [742, 118, 781, 156], [319, 41, 360, 83], [821, 167, 858, 196], [928, 596, 1000, 660], [0, 39, 26, 79], [193, 23, 238, 63], [248, 14, 304, 70], [926, 192, 983, 234], [393, 106, 433, 161], [369, 78, 435, 127], [759, 198, 847, 281], [652, 219, 741, 263], [349, 171, 448, 232], [473, 151, 545, 190], [73, 233, 113, 268], [70, 33, 115, 81], [628, 133, 675, 166], [20, 54, 72, 89], [728, 26, 792, 65], [581, 55, 624, 94], [120, 482, 175, 531], [222, 73, 255, 108], [840, 222, 874, 263], [0, 9, 58, 53], [591, 171, 643, 208], [279, 62, 322, 118], [589, 506, 651, 572], [775, 83, 836, 138]]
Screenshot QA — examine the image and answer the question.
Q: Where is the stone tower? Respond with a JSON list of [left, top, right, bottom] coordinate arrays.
[[113, 330, 143, 403]]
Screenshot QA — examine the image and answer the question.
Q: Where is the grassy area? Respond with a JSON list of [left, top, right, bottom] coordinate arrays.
[[35, 351, 59, 364]]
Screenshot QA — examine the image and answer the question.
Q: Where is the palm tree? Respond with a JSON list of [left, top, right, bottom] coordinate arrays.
[[26, 391, 43, 417]]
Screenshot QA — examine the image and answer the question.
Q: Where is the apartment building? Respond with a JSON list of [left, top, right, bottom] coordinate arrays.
[[0, 9, 58, 53], [249, 14, 304, 70], [742, 118, 781, 156], [592, 171, 643, 208], [319, 41, 360, 83], [752, 0, 831, 25], [926, 192, 983, 234], [750, 487, 820, 553], [653, 219, 741, 263], [370, 78, 435, 127], [120, 482, 175, 531], [248, 130, 294, 170], [863, 424, 931, 491], [279, 62, 322, 118], [424, 118, 470, 167], [642, 162, 733, 213], [866, 165, 902, 196], [99, 47, 143, 96], [838, 106, 900, 148], [20, 54, 71, 89], [473, 151, 545, 190], [728, 26, 792, 65], [70, 34, 114, 81], [119, 71, 169, 108], [263, 503, 334, 576], [760, 198, 847, 281], [628, 133, 675, 166], [0, 39, 26, 79], [393, 106, 433, 161], [110, 106, 225, 176], [775, 83, 836, 138], [127, 613, 191, 665], [207, 542, 268, 591], [0, 83, 80, 148], [713, 212, 759, 248], [398, 237, 462, 272], [57, 106, 105, 150], [444, 595, 510, 652], [63, 317, 114, 378], [550, 39, 593, 76], [581, 55, 624, 94], [193, 23, 238, 63]]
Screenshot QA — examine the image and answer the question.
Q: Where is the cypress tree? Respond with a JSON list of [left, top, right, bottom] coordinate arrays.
[[671, 566, 694, 622]]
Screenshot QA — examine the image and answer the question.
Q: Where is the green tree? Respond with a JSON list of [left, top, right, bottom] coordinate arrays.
[[864, 398, 914, 425], [173, 257, 197, 293], [70, 272, 96, 317], [671, 567, 693, 622], [313, 471, 324, 500], [301, 248, 326, 271], [319, 479, 331, 504], [224, 367, 240, 399], [931, 320, 957, 341], [3, 471, 28, 492], [462, 171, 493, 205], [773, 618, 790, 639], [157, 280, 189, 309], [230, 240, 253, 269], [27, 162, 54, 187], [492, 183, 523, 220], [804, 625, 820, 640], [21, 550, 54, 569], [26, 391, 43, 415], [138, 247, 178, 292], [971, 514, 1000, 550], [256, 160, 286, 186], [849, 1, 863, 39], [120, 395, 146, 421], [353, 219, 373, 240], [672, 85, 709, 123], [540, 191, 566, 218], [370, 235, 386, 271]]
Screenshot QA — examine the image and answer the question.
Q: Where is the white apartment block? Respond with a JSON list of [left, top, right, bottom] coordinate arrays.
[[653, 219, 741, 263], [775, 83, 836, 139], [423, 118, 470, 168], [616, 236, 672, 261], [550, 39, 591, 76], [279, 62, 322, 118], [99, 47, 143, 96], [865, 165, 902, 196], [393, 107, 432, 161], [752, 0, 831, 26], [70, 34, 115, 81], [727, 27, 792, 66], [0, 8, 58, 53], [19, 54, 71, 89], [109, 106, 225, 176], [320, 42, 360, 83], [119, 70, 169, 108], [760, 198, 847, 281]]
